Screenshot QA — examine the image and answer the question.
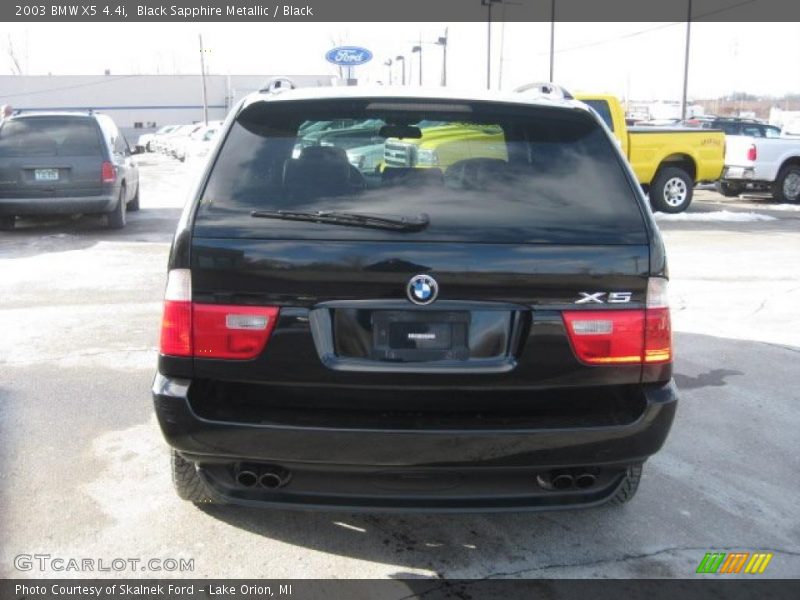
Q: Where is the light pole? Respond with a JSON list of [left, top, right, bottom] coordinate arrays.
[[482, 0, 503, 90], [436, 28, 448, 87], [411, 44, 422, 86], [395, 55, 406, 86], [681, 0, 692, 121], [198, 34, 209, 125], [549, 0, 555, 81], [384, 58, 393, 85]]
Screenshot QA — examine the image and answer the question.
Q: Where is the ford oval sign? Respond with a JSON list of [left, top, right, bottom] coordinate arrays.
[[326, 46, 373, 67]]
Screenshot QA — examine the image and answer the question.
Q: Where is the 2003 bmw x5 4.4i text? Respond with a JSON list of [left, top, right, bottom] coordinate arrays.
[[153, 83, 678, 512]]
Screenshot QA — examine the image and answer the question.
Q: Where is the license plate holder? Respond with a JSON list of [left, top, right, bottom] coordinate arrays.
[[372, 311, 470, 362], [34, 168, 59, 181]]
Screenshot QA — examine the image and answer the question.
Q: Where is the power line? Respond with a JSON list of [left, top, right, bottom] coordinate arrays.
[[531, 0, 756, 58]]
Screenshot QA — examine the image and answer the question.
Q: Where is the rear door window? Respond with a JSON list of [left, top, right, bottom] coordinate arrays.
[[580, 99, 614, 132], [0, 117, 102, 157], [195, 99, 646, 244]]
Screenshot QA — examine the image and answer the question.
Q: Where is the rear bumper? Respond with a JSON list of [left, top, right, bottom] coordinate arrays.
[[153, 374, 678, 511], [0, 194, 116, 215]]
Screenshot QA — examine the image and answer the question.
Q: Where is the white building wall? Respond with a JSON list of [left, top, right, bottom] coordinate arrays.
[[0, 74, 334, 139]]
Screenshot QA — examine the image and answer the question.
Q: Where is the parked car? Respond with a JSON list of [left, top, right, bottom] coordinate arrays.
[[694, 116, 781, 138], [346, 141, 385, 173], [162, 124, 204, 159], [717, 132, 800, 201], [146, 124, 179, 153], [632, 118, 683, 127], [566, 93, 725, 212], [0, 111, 139, 230], [176, 121, 223, 162], [780, 119, 800, 139], [138, 125, 173, 152], [153, 85, 677, 512]]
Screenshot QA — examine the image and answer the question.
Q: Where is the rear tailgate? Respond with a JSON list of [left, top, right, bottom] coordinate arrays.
[[181, 96, 655, 393]]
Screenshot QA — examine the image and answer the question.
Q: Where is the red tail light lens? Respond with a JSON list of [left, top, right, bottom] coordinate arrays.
[[644, 277, 672, 363], [563, 310, 645, 364], [747, 144, 757, 161], [563, 278, 672, 366], [101, 161, 116, 183], [160, 300, 192, 356], [193, 304, 279, 360], [159, 270, 280, 360]]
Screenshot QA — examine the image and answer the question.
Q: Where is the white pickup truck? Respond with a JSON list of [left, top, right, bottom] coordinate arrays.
[[718, 135, 800, 202]]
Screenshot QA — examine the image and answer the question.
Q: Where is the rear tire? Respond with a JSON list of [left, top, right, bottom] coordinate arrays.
[[606, 464, 643, 506], [650, 167, 694, 213], [171, 450, 216, 504], [107, 186, 126, 229], [716, 180, 744, 198], [772, 164, 800, 203], [0, 216, 14, 231], [127, 185, 140, 212]]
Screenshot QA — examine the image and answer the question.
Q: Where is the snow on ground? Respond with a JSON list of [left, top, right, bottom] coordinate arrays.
[[655, 210, 777, 222]]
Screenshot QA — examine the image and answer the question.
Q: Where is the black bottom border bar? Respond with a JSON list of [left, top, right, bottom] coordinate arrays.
[[3, 579, 799, 600]]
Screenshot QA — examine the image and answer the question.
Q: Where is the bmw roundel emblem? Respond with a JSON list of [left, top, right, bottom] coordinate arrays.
[[407, 274, 439, 305]]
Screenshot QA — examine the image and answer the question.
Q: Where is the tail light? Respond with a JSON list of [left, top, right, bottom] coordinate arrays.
[[644, 277, 672, 363], [563, 278, 672, 366], [159, 269, 280, 360], [160, 269, 192, 357], [101, 161, 116, 183], [747, 144, 757, 162]]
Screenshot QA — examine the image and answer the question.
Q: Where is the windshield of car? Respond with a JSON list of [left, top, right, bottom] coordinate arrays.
[[195, 98, 646, 244], [0, 117, 102, 158]]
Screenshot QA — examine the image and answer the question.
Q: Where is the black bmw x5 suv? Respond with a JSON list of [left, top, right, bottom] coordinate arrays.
[[153, 86, 678, 512]]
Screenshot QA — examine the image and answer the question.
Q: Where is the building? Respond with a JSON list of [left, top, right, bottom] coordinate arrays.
[[0, 74, 335, 140]]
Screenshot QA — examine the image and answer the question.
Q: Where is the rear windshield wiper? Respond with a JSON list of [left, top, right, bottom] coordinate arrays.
[[250, 210, 430, 232]]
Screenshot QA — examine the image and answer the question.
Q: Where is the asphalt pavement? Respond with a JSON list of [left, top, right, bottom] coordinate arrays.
[[1, 155, 798, 580]]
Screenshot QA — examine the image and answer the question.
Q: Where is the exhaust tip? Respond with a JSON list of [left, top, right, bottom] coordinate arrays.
[[551, 472, 574, 490], [575, 473, 597, 489], [236, 469, 258, 488], [258, 466, 291, 489]]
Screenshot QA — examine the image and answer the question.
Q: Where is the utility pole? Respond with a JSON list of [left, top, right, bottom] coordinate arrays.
[[198, 34, 209, 125], [549, 0, 556, 81], [437, 28, 448, 86], [395, 55, 406, 86], [482, 0, 504, 90], [412, 40, 423, 86], [418, 34, 423, 86], [384, 58, 393, 85], [680, 0, 692, 121]]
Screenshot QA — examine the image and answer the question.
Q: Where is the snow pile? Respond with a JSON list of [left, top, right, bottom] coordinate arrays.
[[655, 210, 777, 222]]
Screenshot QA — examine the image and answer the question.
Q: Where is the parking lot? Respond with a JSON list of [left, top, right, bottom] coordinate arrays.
[[1, 153, 799, 580]]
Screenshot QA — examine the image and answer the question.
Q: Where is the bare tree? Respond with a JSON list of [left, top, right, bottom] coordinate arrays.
[[5, 34, 23, 75]]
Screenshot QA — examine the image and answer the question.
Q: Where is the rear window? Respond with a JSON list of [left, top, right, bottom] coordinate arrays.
[[580, 99, 615, 132], [0, 117, 103, 158], [195, 99, 646, 244]]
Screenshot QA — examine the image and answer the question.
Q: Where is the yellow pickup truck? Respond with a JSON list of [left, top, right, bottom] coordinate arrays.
[[576, 94, 725, 212]]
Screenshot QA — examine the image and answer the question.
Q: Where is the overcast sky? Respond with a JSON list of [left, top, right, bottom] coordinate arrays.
[[2, 22, 797, 100]]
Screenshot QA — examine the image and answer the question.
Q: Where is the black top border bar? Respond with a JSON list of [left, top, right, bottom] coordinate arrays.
[[4, 0, 800, 22]]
